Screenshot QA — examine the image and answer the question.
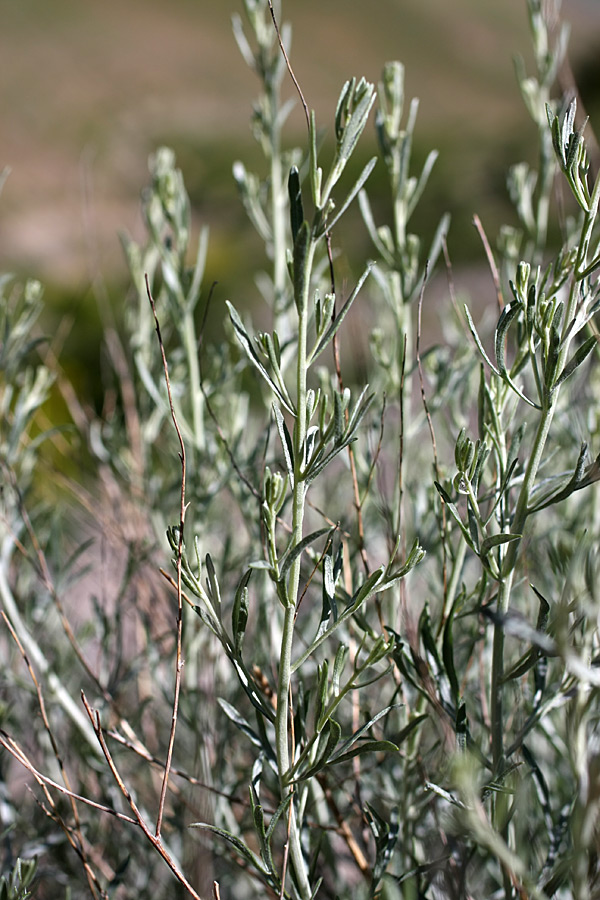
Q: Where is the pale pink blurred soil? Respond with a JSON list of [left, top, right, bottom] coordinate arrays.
[[0, 0, 598, 286]]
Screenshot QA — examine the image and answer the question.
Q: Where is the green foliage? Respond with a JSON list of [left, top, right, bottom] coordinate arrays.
[[0, 858, 37, 900], [1, 1, 600, 899]]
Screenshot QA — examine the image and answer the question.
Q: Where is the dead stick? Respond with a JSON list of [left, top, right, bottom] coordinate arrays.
[[145, 273, 187, 840]]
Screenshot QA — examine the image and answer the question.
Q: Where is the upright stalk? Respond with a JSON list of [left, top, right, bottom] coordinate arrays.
[[491, 392, 556, 778], [182, 308, 204, 452], [490, 170, 598, 807], [275, 238, 315, 899], [269, 102, 288, 324]]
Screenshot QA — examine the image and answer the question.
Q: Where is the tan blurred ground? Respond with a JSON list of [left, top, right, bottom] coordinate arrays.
[[1, 0, 598, 286]]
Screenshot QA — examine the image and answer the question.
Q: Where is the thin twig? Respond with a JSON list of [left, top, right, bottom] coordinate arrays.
[[0, 461, 113, 706], [27, 787, 108, 898], [295, 530, 335, 617], [81, 692, 203, 900], [416, 267, 441, 491], [198, 282, 262, 502], [1, 611, 102, 897], [0, 729, 138, 826], [472, 214, 504, 312], [416, 266, 448, 601], [315, 772, 371, 878], [280, 789, 293, 900], [324, 235, 372, 814], [442, 236, 475, 346], [395, 333, 407, 544], [107, 728, 246, 808], [266, 0, 310, 132], [145, 273, 187, 840], [326, 233, 370, 576]]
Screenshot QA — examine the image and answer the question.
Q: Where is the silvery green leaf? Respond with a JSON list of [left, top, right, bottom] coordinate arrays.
[[480, 533, 521, 558], [279, 527, 332, 582], [551, 335, 596, 392], [358, 189, 395, 265], [332, 705, 397, 762], [205, 553, 222, 619], [288, 165, 304, 242], [319, 156, 377, 236], [273, 404, 294, 483], [494, 303, 540, 408], [406, 149, 439, 219], [309, 262, 374, 362], [231, 13, 256, 70], [189, 822, 270, 878], [291, 568, 385, 672], [232, 570, 251, 655], [295, 719, 342, 781], [434, 482, 475, 551], [464, 304, 500, 376], [292, 219, 310, 310], [217, 698, 265, 750], [332, 644, 348, 695], [330, 740, 399, 768], [185, 225, 209, 309], [227, 302, 295, 413], [338, 78, 376, 163], [249, 785, 277, 876]]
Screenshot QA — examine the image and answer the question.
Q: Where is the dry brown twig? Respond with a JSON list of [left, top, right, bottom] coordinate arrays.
[[48, 276, 200, 898], [0, 728, 137, 827], [266, 0, 310, 132], [81, 692, 203, 900], [416, 267, 451, 636], [2, 609, 109, 896], [325, 232, 372, 579], [472, 213, 505, 313], [145, 273, 187, 840]]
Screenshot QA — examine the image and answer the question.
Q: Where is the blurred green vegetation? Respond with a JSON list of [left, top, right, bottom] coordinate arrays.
[[3, 0, 600, 407]]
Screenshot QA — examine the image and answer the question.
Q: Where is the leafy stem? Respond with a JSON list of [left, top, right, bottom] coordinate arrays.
[[490, 154, 599, 829], [274, 234, 314, 899]]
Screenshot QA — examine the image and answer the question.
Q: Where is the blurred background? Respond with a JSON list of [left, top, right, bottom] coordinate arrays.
[[1, 0, 600, 358]]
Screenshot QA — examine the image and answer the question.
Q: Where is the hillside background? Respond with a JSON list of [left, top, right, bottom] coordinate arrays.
[[2, 0, 600, 341]]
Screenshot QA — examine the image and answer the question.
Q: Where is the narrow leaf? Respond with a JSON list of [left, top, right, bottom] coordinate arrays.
[[288, 165, 304, 242], [495, 303, 540, 408], [232, 570, 252, 655], [291, 567, 385, 672], [188, 823, 269, 877], [273, 404, 295, 484], [332, 704, 397, 760], [442, 593, 462, 706], [293, 220, 311, 312], [279, 526, 332, 582], [227, 302, 295, 413], [264, 792, 293, 844], [205, 554, 222, 618], [358, 189, 395, 265], [480, 532, 521, 558], [464, 304, 500, 375], [310, 263, 374, 362], [395, 713, 428, 745], [406, 149, 439, 218], [434, 482, 475, 550], [551, 335, 597, 392], [331, 739, 398, 767], [297, 719, 342, 781], [321, 156, 377, 235], [332, 644, 348, 695], [217, 698, 264, 750], [191, 603, 221, 638]]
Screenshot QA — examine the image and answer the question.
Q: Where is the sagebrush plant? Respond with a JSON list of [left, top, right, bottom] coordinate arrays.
[[1, 1, 600, 898]]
